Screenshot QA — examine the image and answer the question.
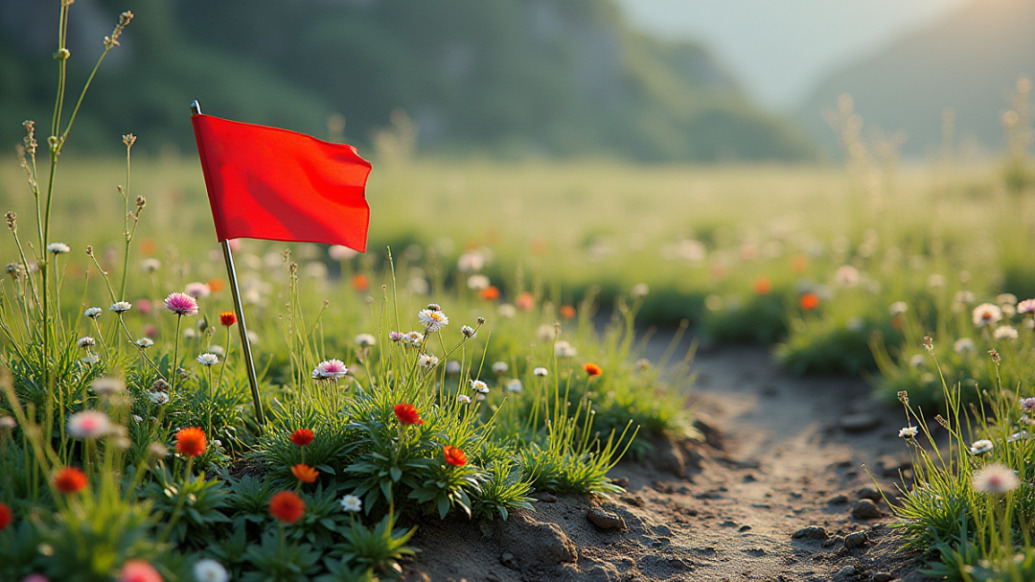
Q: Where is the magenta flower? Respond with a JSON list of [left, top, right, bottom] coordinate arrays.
[[164, 292, 199, 316], [312, 359, 348, 380]]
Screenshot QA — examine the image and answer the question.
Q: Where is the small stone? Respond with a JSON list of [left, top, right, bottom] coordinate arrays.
[[587, 507, 626, 530], [857, 487, 882, 502], [852, 499, 883, 520], [837, 565, 856, 578], [611, 476, 629, 488], [739, 525, 752, 532], [844, 531, 868, 549], [537, 493, 559, 503], [792, 525, 828, 540], [828, 493, 849, 505], [621, 494, 644, 507], [871, 572, 894, 582], [840, 413, 880, 433], [500, 552, 516, 569]]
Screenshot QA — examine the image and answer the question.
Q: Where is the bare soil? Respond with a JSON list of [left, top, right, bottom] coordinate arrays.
[[401, 342, 936, 582]]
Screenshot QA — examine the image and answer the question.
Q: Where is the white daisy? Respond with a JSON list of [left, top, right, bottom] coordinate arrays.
[[418, 308, 449, 332], [197, 353, 220, 366], [109, 301, 132, 314], [340, 494, 363, 513], [192, 558, 229, 582]]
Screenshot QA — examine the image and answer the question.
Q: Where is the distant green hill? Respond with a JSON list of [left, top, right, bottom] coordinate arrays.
[[797, 0, 1035, 157], [0, 0, 813, 162]]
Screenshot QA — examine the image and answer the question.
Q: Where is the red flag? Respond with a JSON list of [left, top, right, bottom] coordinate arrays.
[[191, 113, 372, 251]]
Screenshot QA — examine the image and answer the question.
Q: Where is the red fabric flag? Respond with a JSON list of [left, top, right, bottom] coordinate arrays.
[[192, 113, 372, 251]]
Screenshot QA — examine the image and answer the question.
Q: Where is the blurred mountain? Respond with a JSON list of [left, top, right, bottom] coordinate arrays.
[[797, 0, 1035, 157], [0, 0, 813, 161]]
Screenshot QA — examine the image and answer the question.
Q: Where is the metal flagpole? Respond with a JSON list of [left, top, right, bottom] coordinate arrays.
[[191, 100, 266, 426]]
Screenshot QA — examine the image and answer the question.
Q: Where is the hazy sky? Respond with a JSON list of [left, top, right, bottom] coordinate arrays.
[[615, 0, 968, 111]]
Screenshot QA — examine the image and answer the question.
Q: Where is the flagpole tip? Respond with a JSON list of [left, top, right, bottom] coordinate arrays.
[[190, 100, 202, 115]]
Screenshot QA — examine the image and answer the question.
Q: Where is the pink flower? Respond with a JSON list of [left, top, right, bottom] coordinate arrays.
[[1019, 299, 1035, 314], [119, 559, 162, 582], [164, 292, 198, 316], [312, 359, 348, 380]]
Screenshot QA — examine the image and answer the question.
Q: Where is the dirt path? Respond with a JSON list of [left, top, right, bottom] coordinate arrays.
[[404, 343, 935, 582]]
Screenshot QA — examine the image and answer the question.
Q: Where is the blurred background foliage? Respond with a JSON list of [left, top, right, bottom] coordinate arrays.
[[0, 0, 814, 161]]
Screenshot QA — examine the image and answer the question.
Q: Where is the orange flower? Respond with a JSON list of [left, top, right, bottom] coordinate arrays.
[[516, 292, 535, 311], [443, 445, 467, 467], [753, 277, 771, 295], [119, 559, 162, 582], [394, 403, 424, 426], [54, 467, 87, 494], [480, 286, 500, 301], [583, 362, 603, 377], [290, 428, 314, 447], [269, 490, 306, 524], [0, 501, 11, 531], [207, 278, 225, 293], [791, 254, 808, 273], [219, 311, 237, 326], [175, 427, 207, 457], [351, 273, 370, 291], [559, 305, 576, 319], [139, 238, 157, 255], [291, 464, 319, 483], [800, 293, 820, 310]]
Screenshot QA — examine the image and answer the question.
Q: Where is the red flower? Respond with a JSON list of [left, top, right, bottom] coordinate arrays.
[[753, 277, 772, 295], [119, 559, 162, 582], [583, 362, 603, 377], [290, 428, 314, 447], [219, 311, 237, 326], [394, 403, 424, 426], [175, 427, 207, 457], [351, 273, 370, 291], [269, 491, 306, 524], [443, 445, 467, 467], [516, 292, 535, 311], [480, 286, 500, 301], [559, 305, 576, 319], [291, 464, 319, 484], [0, 501, 12, 530], [54, 467, 87, 494], [800, 293, 820, 311]]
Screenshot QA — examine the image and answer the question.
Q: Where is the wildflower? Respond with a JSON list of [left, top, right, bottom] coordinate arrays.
[[192, 559, 229, 582], [197, 353, 219, 366], [457, 394, 472, 404], [351, 273, 370, 291], [800, 293, 820, 310], [972, 303, 1003, 328], [418, 308, 449, 332], [554, 341, 577, 358], [899, 426, 918, 439], [119, 560, 162, 582], [954, 338, 975, 354], [83, 307, 103, 319], [972, 463, 1020, 494], [583, 362, 603, 377], [90, 377, 124, 397], [269, 491, 306, 524], [889, 301, 908, 316], [419, 354, 440, 369], [329, 245, 358, 261], [0, 501, 11, 531], [135, 337, 154, 349], [443, 445, 467, 467], [1021, 398, 1035, 412], [290, 429, 314, 447], [312, 359, 348, 380], [340, 494, 362, 513], [753, 277, 772, 295], [560, 304, 577, 319], [389, 331, 404, 343], [498, 303, 516, 318], [68, 410, 111, 439], [164, 292, 199, 316], [833, 265, 859, 286], [537, 324, 557, 342], [471, 380, 490, 394], [175, 427, 207, 457], [969, 439, 994, 455], [47, 242, 70, 254], [219, 311, 236, 326], [480, 286, 500, 301], [909, 355, 925, 368], [1018, 299, 1035, 314], [394, 403, 424, 426], [467, 274, 490, 290], [54, 467, 87, 493], [80, 354, 100, 365], [141, 258, 161, 272], [184, 328, 198, 340], [404, 331, 425, 346], [185, 282, 211, 299], [994, 326, 1019, 341], [109, 301, 132, 314], [355, 333, 376, 347], [516, 292, 535, 311], [533, 367, 549, 377], [292, 464, 319, 484], [461, 324, 476, 338], [0, 416, 14, 429], [207, 345, 224, 357], [148, 391, 169, 405], [77, 336, 96, 348], [457, 251, 485, 272], [148, 443, 168, 459], [506, 379, 523, 393], [1008, 431, 1030, 443], [492, 361, 509, 374]]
